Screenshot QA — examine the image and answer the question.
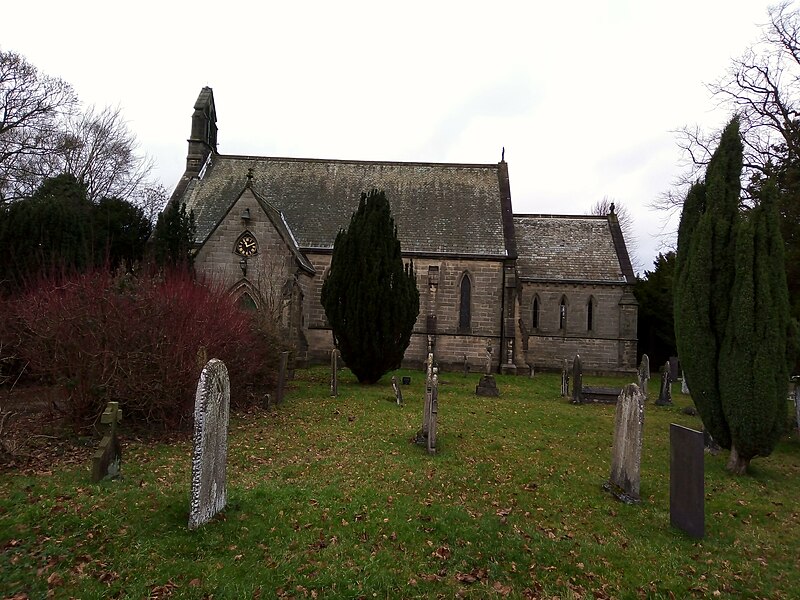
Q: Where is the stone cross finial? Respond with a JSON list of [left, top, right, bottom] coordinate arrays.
[[246, 168, 254, 184], [101, 402, 122, 436]]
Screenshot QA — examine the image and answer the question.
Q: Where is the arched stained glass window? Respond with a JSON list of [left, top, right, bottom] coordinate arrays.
[[459, 273, 472, 332]]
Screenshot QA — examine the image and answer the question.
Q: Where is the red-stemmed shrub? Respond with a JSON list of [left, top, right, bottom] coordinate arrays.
[[12, 268, 281, 432]]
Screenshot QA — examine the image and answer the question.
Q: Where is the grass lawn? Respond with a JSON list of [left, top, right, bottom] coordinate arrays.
[[2, 367, 799, 599]]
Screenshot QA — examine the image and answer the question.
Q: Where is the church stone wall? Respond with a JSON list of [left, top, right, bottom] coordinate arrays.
[[194, 188, 296, 294], [517, 281, 636, 373], [300, 254, 506, 371]]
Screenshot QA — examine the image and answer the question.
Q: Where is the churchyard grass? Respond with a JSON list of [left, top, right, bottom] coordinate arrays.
[[2, 367, 799, 598]]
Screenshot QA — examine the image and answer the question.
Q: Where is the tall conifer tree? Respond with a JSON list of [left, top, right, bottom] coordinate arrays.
[[321, 189, 420, 384], [675, 117, 791, 473]]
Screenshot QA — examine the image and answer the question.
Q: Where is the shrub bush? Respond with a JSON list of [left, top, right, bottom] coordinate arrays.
[[12, 268, 281, 432]]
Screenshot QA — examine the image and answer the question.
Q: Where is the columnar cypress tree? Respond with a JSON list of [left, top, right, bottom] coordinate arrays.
[[719, 181, 790, 473], [320, 189, 420, 384], [151, 200, 196, 268], [675, 116, 791, 473]]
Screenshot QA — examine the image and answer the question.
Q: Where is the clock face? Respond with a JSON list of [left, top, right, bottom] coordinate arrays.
[[235, 233, 258, 257]]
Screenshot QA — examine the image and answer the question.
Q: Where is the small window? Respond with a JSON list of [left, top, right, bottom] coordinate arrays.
[[532, 296, 540, 329], [587, 296, 595, 332], [459, 273, 472, 332], [559, 296, 568, 330]]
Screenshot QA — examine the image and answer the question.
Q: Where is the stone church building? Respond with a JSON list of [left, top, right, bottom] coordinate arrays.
[[170, 87, 637, 374]]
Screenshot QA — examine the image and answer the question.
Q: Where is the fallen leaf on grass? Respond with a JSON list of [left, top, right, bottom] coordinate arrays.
[[492, 581, 512, 596], [432, 546, 451, 560], [47, 572, 63, 587]]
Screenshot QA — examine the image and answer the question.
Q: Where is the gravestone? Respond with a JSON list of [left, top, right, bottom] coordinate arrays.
[[571, 354, 583, 404], [427, 371, 439, 454], [485, 345, 493, 375], [603, 383, 645, 504], [670, 424, 704, 539], [681, 370, 690, 395], [528, 363, 535, 378], [391, 375, 403, 406], [638, 354, 650, 399], [656, 361, 673, 406], [462, 355, 469, 377], [415, 355, 436, 446], [668, 356, 680, 381], [91, 401, 122, 482], [703, 428, 721, 455], [475, 374, 500, 397], [330, 349, 339, 397], [189, 359, 230, 530], [276, 351, 289, 404], [561, 359, 569, 397], [795, 383, 800, 440]]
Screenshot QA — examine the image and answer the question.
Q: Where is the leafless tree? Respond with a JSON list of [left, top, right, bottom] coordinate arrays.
[[59, 105, 154, 202], [658, 2, 800, 214], [131, 183, 169, 224], [0, 49, 78, 203], [249, 252, 295, 330], [589, 196, 642, 273], [1, 50, 156, 204]]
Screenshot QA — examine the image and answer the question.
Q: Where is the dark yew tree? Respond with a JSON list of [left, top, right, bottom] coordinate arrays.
[[92, 196, 152, 271], [719, 181, 791, 473], [675, 117, 791, 474], [321, 189, 420, 384], [634, 251, 676, 368], [0, 173, 93, 291], [151, 200, 196, 268]]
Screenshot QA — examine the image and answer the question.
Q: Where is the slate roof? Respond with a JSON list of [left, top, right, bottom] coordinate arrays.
[[177, 154, 511, 258], [513, 214, 634, 284]]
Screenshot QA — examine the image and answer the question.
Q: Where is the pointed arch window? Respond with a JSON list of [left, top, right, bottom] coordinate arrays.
[[532, 295, 541, 329], [587, 296, 596, 332], [459, 272, 472, 332], [559, 296, 568, 331]]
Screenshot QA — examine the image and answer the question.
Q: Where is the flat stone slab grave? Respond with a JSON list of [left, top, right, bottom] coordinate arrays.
[[670, 423, 704, 539], [189, 359, 230, 530], [580, 386, 623, 404]]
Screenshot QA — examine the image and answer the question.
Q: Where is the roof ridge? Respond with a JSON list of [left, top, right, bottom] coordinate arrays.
[[216, 153, 500, 169]]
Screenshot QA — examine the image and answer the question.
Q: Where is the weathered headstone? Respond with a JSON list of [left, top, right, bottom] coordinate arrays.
[[276, 351, 289, 404], [528, 363, 535, 378], [189, 359, 230, 530], [670, 424, 704, 539], [416, 355, 437, 446], [91, 401, 122, 482], [330, 349, 339, 397], [603, 383, 645, 504], [485, 345, 493, 375], [703, 428, 721, 455], [638, 354, 650, 399], [656, 361, 673, 406], [668, 356, 680, 381], [795, 381, 800, 440], [561, 359, 569, 397], [475, 374, 500, 397], [391, 375, 403, 406], [571, 354, 583, 404], [681, 370, 690, 395], [427, 371, 439, 454], [462, 355, 470, 377]]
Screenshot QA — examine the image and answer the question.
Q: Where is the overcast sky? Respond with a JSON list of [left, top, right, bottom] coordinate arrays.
[[1, 0, 780, 273]]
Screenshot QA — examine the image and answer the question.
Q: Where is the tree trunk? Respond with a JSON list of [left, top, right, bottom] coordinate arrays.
[[726, 443, 750, 475]]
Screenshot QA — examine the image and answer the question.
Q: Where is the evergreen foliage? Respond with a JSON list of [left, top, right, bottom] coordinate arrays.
[[674, 117, 791, 472], [92, 196, 152, 271], [634, 252, 676, 367], [0, 174, 93, 291], [320, 189, 420, 384], [151, 200, 196, 268]]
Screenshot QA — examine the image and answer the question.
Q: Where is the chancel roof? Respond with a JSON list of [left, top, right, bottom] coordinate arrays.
[[178, 154, 511, 258], [513, 214, 634, 284]]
